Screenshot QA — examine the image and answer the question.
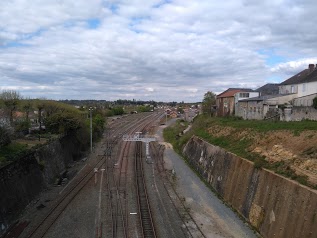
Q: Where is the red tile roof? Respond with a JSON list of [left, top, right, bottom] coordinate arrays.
[[217, 88, 253, 98]]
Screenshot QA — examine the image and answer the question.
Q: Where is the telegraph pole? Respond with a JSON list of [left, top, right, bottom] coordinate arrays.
[[89, 107, 93, 153]]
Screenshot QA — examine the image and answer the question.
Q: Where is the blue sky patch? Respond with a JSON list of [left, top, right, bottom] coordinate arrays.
[[0, 41, 30, 49], [87, 18, 101, 29], [109, 4, 118, 14], [258, 49, 287, 67]]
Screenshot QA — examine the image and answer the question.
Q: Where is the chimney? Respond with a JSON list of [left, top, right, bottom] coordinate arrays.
[[309, 64, 315, 72]]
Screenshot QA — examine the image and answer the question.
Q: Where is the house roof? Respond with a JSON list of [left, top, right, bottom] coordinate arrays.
[[301, 68, 317, 83], [256, 83, 279, 95], [217, 88, 253, 98], [239, 94, 292, 102], [279, 69, 310, 85], [279, 64, 317, 85]]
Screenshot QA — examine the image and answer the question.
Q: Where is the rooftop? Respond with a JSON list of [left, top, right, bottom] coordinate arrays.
[[217, 88, 254, 98], [280, 64, 317, 85]]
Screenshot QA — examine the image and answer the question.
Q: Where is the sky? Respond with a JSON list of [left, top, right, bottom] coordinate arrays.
[[1, 0, 317, 102]]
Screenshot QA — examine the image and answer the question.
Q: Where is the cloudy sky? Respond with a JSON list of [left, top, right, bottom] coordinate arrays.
[[1, 0, 317, 102]]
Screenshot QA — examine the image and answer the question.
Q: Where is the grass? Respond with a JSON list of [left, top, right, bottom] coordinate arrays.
[[163, 114, 315, 188], [0, 134, 57, 167], [195, 115, 317, 132], [0, 142, 29, 167]]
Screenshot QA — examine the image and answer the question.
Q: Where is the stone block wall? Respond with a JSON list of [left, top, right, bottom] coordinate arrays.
[[287, 106, 317, 121], [183, 136, 317, 238]]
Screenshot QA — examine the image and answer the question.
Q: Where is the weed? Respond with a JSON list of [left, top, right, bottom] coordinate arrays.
[[254, 157, 266, 169], [293, 130, 301, 136]]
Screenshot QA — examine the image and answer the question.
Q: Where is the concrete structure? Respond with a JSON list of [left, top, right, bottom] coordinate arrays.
[[237, 94, 295, 120], [183, 136, 317, 238], [234, 91, 260, 117]]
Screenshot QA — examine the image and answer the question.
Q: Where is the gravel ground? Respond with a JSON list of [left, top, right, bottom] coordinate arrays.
[[155, 119, 259, 238], [17, 114, 258, 238], [143, 144, 190, 238]]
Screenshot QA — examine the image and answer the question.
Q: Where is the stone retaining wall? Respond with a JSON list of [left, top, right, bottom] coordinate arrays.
[[183, 136, 317, 237]]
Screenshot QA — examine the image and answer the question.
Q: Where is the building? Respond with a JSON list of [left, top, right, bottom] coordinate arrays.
[[236, 94, 294, 120], [279, 64, 317, 106], [216, 88, 256, 116], [237, 64, 317, 120]]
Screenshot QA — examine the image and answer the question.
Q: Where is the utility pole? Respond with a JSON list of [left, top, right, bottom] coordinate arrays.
[[89, 107, 93, 153]]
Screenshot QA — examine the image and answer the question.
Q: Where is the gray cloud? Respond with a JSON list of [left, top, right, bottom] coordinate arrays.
[[0, 0, 317, 101]]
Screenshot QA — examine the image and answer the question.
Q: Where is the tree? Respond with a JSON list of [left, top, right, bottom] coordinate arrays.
[[21, 98, 32, 122], [44, 112, 82, 134], [202, 91, 216, 117], [0, 90, 21, 124], [313, 96, 317, 109]]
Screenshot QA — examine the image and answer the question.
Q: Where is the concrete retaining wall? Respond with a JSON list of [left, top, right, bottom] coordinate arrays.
[[183, 136, 317, 238]]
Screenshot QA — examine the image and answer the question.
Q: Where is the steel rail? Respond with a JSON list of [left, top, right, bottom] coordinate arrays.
[[135, 141, 157, 238]]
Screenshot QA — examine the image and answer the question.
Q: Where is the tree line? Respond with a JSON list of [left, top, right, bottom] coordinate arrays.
[[0, 90, 105, 152]]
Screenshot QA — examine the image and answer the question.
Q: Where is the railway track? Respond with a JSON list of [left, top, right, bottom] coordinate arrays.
[[21, 112, 164, 238], [27, 157, 107, 238], [149, 142, 206, 238], [135, 141, 156, 238], [101, 111, 163, 238]]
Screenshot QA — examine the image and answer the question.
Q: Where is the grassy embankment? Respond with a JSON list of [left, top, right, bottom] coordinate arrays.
[[163, 114, 317, 188]]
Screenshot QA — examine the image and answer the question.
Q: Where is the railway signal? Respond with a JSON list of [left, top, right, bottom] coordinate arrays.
[[122, 133, 156, 162]]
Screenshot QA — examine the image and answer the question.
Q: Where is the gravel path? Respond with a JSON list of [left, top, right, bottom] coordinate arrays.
[[156, 119, 258, 238]]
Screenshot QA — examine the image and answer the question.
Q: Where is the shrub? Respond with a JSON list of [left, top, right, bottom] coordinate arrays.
[[254, 157, 266, 169], [0, 126, 11, 148]]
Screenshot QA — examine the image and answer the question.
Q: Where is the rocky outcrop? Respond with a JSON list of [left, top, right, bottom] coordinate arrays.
[[183, 136, 317, 238], [0, 134, 85, 235]]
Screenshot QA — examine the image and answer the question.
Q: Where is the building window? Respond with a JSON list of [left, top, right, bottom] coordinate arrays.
[[240, 93, 250, 98], [302, 83, 306, 92], [291, 85, 294, 93]]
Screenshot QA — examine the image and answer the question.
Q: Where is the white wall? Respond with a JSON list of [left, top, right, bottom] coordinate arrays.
[[279, 84, 298, 94], [297, 81, 317, 98]]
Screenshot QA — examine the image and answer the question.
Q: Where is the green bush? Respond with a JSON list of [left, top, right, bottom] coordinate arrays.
[[254, 157, 266, 169], [0, 142, 28, 166]]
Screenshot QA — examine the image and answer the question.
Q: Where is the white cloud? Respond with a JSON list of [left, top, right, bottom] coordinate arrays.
[[1, 0, 317, 101], [271, 58, 317, 75]]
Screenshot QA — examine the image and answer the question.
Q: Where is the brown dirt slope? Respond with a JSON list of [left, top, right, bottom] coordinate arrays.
[[207, 125, 317, 185]]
